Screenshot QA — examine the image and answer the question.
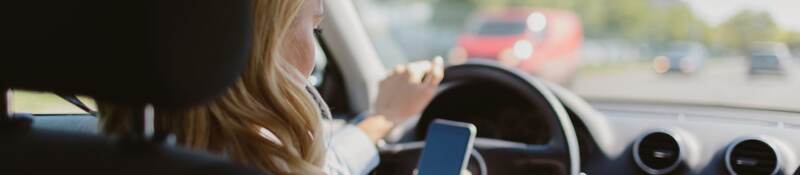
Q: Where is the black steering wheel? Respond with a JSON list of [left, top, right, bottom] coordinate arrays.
[[375, 61, 580, 175]]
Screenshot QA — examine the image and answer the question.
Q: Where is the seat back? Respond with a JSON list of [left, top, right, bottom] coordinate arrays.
[[0, 0, 267, 174], [1, 0, 252, 108], [1, 125, 267, 175]]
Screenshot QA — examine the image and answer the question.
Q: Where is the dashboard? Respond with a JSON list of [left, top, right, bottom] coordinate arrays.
[[577, 100, 800, 175], [383, 80, 800, 175], [377, 62, 800, 175]]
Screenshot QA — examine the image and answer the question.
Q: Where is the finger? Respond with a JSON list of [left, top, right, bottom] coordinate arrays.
[[420, 56, 443, 84], [421, 60, 436, 84], [407, 60, 432, 83], [392, 64, 407, 75], [394, 64, 421, 83], [426, 57, 445, 86]]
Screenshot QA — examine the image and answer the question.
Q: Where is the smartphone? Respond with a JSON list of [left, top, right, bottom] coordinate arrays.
[[417, 119, 477, 175]]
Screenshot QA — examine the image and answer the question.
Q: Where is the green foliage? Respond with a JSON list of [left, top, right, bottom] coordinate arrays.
[[778, 31, 800, 52], [716, 10, 780, 51], [429, 0, 477, 29]]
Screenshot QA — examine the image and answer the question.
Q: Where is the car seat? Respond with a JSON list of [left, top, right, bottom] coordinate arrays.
[[0, 1, 268, 174]]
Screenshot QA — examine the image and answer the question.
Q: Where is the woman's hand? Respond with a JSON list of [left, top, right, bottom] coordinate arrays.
[[374, 57, 444, 124], [358, 57, 445, 142]]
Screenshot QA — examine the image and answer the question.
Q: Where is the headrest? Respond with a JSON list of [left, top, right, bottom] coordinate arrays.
[[0, 0, 252, 108]]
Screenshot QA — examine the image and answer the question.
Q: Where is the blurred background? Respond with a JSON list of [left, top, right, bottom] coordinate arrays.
[[11, 0, 800, 114], [353, 0, 800, 111]]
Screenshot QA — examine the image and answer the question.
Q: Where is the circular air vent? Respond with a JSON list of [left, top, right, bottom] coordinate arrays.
[[725, 138, 781, 175], [633, 131, 683, 175]]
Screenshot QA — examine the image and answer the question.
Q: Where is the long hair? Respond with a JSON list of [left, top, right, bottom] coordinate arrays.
[[98, 0, 326, 174]]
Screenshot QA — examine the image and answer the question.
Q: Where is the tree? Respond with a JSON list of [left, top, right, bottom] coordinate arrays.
[[717, 10, 780, 52], [777, 31, 800, 52]]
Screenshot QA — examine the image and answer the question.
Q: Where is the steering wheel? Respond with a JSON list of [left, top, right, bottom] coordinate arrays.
[[376, 61, 580, 175]]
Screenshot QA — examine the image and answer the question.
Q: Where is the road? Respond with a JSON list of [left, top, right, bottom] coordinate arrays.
[[569, 58, 800, 111]]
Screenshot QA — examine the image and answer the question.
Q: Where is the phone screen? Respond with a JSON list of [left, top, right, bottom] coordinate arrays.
[[417, 119, 477, 175]]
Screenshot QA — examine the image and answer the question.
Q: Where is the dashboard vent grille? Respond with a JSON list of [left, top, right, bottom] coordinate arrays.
[[726, 139, 780, 175], [634, 131, 682, 174]]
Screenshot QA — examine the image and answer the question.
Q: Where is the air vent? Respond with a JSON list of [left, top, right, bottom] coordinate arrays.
[[633, 131, 683, 175], [726, 138, 781, 175]]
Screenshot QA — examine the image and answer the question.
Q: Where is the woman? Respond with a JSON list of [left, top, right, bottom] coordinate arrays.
[[98, 0, 444, 174]]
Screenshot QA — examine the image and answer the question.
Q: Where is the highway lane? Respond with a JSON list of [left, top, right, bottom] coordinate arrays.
[[569, 58, 800, 111]]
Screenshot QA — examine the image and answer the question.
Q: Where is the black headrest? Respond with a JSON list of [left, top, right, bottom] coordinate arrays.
[[0, 0, 252, 108]]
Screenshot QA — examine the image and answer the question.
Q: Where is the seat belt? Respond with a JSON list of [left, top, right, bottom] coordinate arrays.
[[57, 93, 96, 116]]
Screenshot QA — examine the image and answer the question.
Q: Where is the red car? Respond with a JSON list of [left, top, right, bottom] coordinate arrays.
[[449, 8, 583, 84]]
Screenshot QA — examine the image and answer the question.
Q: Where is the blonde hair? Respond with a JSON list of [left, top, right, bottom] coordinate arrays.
[[98, 0, 326, 174]]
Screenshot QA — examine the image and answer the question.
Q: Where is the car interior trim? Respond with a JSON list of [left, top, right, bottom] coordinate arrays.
[[724, 136, 783, 175], [632, 129, 685, 175]]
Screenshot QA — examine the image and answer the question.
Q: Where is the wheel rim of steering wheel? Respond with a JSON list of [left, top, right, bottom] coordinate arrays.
[[418, 60, 581, 175]]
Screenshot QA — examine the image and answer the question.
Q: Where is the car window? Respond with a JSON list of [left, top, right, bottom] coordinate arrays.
[[473, 21, 526, 36], [751, 55, 780, 68], [352, 0, 800, 111], [10, 90, 96, 114]]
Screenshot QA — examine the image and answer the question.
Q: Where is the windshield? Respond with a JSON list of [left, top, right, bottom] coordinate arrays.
[[352, 0, 800, 111]]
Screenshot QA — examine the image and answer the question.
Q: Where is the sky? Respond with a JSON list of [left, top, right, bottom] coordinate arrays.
[[682, 0, 800, 31]]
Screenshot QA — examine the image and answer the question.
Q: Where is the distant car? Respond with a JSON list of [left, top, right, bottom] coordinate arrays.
[[747, 42, 793, 75], [653, 42, 708, 74], [448, 8, 583, 84]]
